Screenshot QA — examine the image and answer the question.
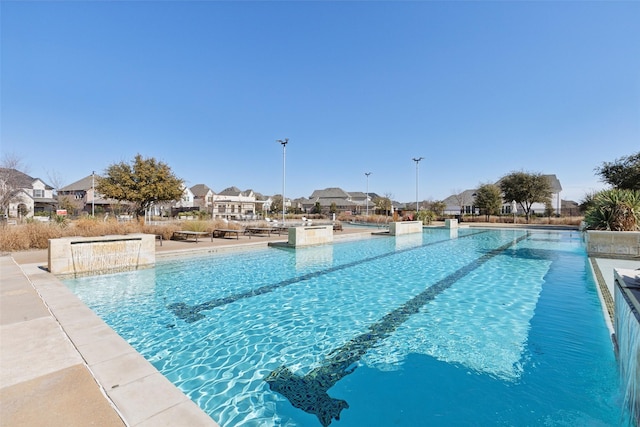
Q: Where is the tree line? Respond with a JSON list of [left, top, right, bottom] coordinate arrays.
[[2, 151, 638, 230]]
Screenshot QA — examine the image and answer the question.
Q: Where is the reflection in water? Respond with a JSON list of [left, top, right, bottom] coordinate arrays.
[[295, 244, 334, 270], [394, 233, 423, 251]]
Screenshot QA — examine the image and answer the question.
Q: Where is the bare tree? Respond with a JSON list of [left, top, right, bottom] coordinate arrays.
[[451, 188, 471, 215], [0, 153, 27, 218], [46, 169, 67, 210]]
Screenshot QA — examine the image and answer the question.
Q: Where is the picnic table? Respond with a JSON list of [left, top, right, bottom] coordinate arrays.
[[213, 228, 242, 240], [172, 230, 211, 243]]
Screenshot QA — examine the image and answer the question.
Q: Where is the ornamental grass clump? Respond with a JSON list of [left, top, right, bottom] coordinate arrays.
[[0, 222, 65, 251], [584, 189, 640, 231], [180, 220, 210, 232]]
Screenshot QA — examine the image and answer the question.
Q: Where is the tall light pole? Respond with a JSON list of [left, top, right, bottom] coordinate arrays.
[[365, 172, 372, 217], [412, 157, 424, 213], [277, 138, 289, 224], [91, 170, 95, 217]]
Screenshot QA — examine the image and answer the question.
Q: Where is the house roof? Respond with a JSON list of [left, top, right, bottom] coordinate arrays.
[[307, 197, 359, 207], [218, 186, 243, 196], [248, 190, 266, 200], [0, 168, 53, 190], [59, 175, 96, 192], [544, 174, 563, 192], [442, 189, 477, 206], [348, 191, 368, 200], [190, 184, 214, 197], [309, 187, 350, 199]]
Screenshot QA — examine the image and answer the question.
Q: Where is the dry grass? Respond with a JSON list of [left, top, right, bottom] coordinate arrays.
[[0, 218, 257, 252], [0, 222, 64, 251]]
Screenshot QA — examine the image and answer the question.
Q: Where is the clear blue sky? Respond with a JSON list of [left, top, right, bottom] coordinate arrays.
[[2, 1, 639, 204]]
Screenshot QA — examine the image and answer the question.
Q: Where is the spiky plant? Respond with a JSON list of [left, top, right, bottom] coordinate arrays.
[[584, 189, 640, 231]]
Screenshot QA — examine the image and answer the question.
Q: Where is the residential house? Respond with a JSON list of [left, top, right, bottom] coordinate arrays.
[[442, 189, 479, 216], [305, 187, 361, 214], [174, 186, 195, 209], [262, 194, 291, 218], [211, 186, 258, 220], [347, 191, 380, 215], [58, 174, 126, 215], [292, 197, 310, 214], [191, 184, 215, 212], [250, 191, 268, 217], [442, 174, 564, 216], [0, 168, 56, 218]]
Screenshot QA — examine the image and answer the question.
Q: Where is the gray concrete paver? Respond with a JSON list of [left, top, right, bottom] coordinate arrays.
[[1, 316, 83, 389]]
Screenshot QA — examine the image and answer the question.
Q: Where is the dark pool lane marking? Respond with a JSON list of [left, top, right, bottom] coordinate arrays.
[[264, 233, 529, 427], [167, 230, 493, 323]]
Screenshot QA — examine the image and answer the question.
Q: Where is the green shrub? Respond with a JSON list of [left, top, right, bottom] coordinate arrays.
[[416, 210, 436, 225], [584, 189, 640, 231]]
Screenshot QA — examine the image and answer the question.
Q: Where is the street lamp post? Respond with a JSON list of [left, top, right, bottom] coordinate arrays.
[[365, 172, 371, 217], [412, 157, 424, 213], [277, 138, 289, 224], [91, 171, 95, 217]]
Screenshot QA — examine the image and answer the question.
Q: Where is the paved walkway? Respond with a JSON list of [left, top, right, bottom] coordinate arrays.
[[1, 225, 637, 426]]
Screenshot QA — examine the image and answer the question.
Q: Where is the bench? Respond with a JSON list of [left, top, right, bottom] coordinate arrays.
[[333, 223, 343, 231], [155, 234, 163, 246], [172, 230, 211, 243], [213, 229, 242, 240], [245, 227, 278, 237]]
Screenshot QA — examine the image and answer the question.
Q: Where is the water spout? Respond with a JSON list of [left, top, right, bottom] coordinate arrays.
[[614, 269, 640, 425], [48, 234, 156, 277], [70, 238, 142, 276]]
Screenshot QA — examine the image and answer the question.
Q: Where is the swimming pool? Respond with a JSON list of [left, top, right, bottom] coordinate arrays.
[[64, 228, 630, 426]]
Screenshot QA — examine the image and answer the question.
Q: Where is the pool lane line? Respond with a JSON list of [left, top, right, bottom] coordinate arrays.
[[264, 233, 529, 427], [167, 229, 494, 323]]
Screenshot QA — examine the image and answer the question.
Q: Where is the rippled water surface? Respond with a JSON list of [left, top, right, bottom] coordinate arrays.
[[65, 228, 630, 426]]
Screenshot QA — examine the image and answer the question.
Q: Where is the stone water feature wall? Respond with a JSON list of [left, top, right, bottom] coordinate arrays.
[[48, 234, 155, 276], [614, 269, 640, 425], [389, 221, 423, 236], [287, 225, 334, 247], [586, 231, 640, 258]]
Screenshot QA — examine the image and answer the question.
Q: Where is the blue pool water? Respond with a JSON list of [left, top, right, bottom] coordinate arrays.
[[64, 228, 630, 426]]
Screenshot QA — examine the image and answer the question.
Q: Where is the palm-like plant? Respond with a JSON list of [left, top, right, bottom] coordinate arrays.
[[584, 189, 640, 231]]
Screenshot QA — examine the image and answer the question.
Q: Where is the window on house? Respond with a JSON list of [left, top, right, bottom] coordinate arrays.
[[33, 189, 44, 198]]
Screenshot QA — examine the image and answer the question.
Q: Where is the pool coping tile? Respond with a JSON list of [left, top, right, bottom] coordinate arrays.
[[106, 372, 191, 426], [0, 256, 219, 427], [90, 351, 159, 390]]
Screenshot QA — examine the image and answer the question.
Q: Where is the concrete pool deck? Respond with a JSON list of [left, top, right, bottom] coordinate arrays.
[[1, 225, 638, 426]]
